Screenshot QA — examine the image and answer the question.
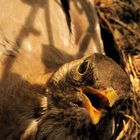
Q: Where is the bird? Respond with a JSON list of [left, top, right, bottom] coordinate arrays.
[[0, 53, 130, 140], [0, 0, 131, 140]]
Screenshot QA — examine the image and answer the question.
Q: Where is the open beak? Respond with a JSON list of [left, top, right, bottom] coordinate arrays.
[[81, 86, 117, 125]]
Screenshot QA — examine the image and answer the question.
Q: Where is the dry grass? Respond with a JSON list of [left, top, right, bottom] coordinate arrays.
[[95, 0, 140, 139]]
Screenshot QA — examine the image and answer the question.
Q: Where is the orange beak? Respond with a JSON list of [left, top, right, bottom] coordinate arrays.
[[81, 87, 117, 125]]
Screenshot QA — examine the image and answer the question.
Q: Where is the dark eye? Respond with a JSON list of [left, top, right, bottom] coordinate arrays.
[[78, 61, 89, 74]]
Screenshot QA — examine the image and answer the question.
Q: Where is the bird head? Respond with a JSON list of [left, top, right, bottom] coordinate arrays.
[[37, 53, 130, 140]]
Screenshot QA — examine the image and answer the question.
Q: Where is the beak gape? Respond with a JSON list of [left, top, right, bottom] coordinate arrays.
[[81, 87, 117, 125]]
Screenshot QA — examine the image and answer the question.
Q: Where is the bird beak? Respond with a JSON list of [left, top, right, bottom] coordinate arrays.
[[81, 86, 117, 125]]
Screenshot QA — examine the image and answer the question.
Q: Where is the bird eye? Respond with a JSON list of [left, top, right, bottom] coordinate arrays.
[[78, 61, 89, 74]]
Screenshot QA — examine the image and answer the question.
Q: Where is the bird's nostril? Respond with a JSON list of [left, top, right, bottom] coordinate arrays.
[[78, 61, 89, 74]]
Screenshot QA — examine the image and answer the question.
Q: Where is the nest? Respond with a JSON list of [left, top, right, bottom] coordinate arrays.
[[95, 0, 140, 139]]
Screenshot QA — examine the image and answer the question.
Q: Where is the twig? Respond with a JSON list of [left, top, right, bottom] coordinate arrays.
[[97, 9, 114, 34], [125, 115, 140, 128], [128, 54, 138, 78], [110, 17, 140, 38], [116, 120, 130, 140]]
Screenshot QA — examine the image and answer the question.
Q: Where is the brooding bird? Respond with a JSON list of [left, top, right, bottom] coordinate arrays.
[[0, 53, 130, 140]]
